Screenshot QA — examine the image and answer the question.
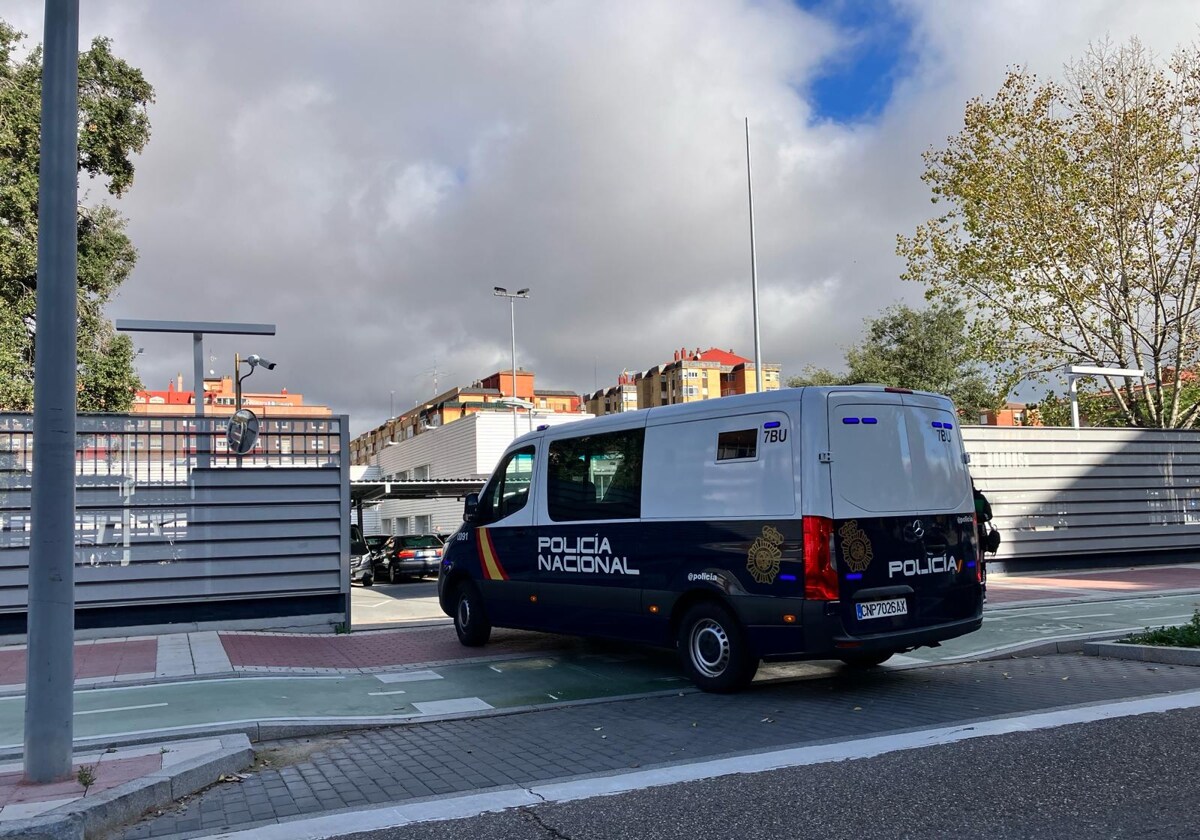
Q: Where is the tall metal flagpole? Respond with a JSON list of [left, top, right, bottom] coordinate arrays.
[[25, 0, 79, 782], [745, 118, 763, 392]]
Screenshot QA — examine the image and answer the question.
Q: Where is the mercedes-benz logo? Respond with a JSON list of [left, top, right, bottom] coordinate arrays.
[[903, 519, 925, 541]]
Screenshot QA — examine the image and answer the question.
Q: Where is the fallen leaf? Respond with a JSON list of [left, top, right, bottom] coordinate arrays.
[[853, 706, 862, 711], [593, 727, 603, 731]]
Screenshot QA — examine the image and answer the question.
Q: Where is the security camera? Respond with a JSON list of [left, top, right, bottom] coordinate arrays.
[[247, 354, 277, 370]]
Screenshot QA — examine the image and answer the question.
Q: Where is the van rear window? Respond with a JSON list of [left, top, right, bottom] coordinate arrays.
[[717, 429, 756, 461]]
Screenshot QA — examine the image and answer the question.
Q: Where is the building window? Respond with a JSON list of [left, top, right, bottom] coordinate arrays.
[[547, 429, 643, 521], [414, 515, 431, 534]]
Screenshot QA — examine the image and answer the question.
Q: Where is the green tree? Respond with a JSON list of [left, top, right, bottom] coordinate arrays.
[[786, 302, 995, 415], [899, 37, 1200, 428], [0, 20, 152, 411]]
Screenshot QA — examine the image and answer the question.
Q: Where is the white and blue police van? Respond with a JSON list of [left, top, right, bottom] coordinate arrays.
[[437, 386, 984, 692]]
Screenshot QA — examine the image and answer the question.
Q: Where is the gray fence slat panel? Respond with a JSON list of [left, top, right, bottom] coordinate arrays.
[[0, 555, 342, 588], [1, 411, 351, 625], [188, 486, 341, 505], [192, 468, 341, 488], [73, 573, 339, 604], [6, 485, 345, 508], [965, 426, 1200, 560]]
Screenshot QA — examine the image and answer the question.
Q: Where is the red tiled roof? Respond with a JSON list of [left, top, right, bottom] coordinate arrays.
[[696, 347, 751, 366]]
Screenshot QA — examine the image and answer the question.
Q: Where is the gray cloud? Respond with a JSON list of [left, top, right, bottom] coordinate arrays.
[[11, 0, 1200, 433]]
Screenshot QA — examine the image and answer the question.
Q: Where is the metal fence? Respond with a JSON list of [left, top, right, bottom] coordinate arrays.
[[963, 425, 1200, 563], [0, 413, 350, 632]]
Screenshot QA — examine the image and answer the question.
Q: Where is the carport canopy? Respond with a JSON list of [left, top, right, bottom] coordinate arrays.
[[350, 478, 486, 529]]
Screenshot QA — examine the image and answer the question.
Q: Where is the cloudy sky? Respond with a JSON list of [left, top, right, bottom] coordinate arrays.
[[9, 0, 1200, 435]]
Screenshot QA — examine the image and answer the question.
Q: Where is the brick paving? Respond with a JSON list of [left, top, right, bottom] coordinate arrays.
[[219, 627, 572, 671], [117, 653, 1200, 839], [0, 638, 157, 687], [987, 564, 1200, 606]]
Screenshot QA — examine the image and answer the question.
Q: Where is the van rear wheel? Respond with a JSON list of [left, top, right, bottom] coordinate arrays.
[[838, 650, 893, 668], [677, 602, 758, 693], [453, 581, 491, 647]]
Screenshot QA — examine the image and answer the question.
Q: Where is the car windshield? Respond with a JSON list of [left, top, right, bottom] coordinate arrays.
[[365, 535, 388, 550]]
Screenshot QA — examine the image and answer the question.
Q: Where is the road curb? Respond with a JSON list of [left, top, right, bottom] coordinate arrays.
[[1084, 641, 1200, 666], [0, 734, 252, 840]]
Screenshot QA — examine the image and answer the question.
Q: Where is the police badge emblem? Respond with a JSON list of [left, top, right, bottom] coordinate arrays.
[[747, 524, 784, 584], [838, 520, 873, 572]]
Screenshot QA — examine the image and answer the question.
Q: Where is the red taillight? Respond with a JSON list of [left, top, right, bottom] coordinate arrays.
[[803, 515, 838, 601], [398, 549, 416, 559]]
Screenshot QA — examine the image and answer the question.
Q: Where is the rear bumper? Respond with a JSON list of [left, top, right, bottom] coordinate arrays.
[[733, 593, 983, 661]]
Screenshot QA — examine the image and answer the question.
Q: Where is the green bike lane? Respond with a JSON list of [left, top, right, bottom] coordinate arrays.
[[2, 589, 1198, 751]]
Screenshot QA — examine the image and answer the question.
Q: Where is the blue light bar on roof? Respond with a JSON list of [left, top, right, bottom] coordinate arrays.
[[842, 417, 860, 424], [764, 421, 781, 429], [932, 421, 943, 428], [861, 417, 877, 424]]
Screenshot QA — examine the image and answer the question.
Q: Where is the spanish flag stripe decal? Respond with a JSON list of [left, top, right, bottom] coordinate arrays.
[[476, 528, 509, 581]]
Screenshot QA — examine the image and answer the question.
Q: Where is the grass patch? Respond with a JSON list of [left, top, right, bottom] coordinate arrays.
[[1123, 610, 1200, 648]]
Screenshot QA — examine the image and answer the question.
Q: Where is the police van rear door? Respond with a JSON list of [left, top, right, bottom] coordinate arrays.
[[826, 390, 978, 633]]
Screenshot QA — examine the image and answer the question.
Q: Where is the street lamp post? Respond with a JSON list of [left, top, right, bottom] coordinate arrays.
[[1066, 364, 1145, 428], [493, 287, 530, 438]]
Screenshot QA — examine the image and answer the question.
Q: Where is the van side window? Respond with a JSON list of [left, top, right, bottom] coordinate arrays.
[[548, 429, 644, 521], [717, 428, 757, 461], [477, 447, 535, 524]]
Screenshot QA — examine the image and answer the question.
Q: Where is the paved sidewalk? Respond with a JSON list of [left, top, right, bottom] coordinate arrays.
[[987, 562, 1200, 607], [1, 561, 1194, 837], [0, 737, 227, 822], [114, 653, 1200, 839], [0, 562, 1194, 692]]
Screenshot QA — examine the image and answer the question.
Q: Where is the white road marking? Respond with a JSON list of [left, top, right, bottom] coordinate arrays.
[[367, 690, 407, 696], [376, 670, 442, 683], [202, 688, 1200, 840], [412, 697, 493, 715], [1064, 613, 1116, 619], [75, 702, 168, 716]]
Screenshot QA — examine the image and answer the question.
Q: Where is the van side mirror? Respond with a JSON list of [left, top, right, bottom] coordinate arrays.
[[463, 492, 479, 523]]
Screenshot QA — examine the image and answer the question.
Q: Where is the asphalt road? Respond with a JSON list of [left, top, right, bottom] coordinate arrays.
[[325, 705, 1200, 840], [351, 579, 445, 627]]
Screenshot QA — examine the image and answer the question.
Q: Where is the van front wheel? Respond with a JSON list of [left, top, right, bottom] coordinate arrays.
[[453, 582, 491, 647], [678, 603, 758, 693]]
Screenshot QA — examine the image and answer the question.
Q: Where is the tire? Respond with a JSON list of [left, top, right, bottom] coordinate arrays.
[[677, 602, 758, 693], [837, 650, 893, 669], [361, 573, 374, 588], [453, 581, 491, 647], [388, 564, 399, 585]]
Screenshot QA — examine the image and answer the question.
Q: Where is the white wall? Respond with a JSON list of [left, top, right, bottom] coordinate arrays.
[[372, 410, 591, 535]]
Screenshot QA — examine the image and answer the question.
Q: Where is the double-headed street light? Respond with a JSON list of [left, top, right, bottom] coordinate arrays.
[[493, 286, 530, 438]]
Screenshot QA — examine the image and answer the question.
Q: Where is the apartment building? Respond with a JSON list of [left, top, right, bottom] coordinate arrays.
[[585, 347, 782, 416], [351, 369, 586, 465]]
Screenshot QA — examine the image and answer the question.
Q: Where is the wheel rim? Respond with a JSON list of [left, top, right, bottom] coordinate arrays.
[[689, 618, 730, 678], [457, 595, 471, 630]]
